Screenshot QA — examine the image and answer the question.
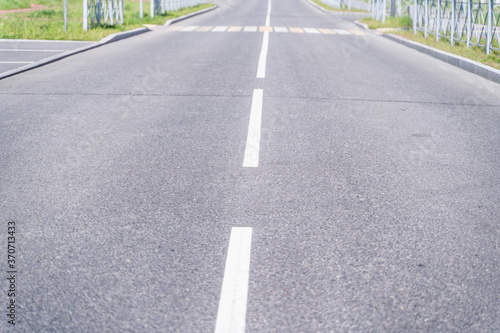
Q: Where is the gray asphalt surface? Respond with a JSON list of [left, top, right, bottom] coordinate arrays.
[[0, 40, 95, 74], [1, 0, 499, 332]]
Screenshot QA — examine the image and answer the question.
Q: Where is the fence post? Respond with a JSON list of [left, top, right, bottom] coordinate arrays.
[[83, 0, 88, 31], [486, 0, 492, 54], [414, 0, 418, 33], [466, 0, 471, 47], [383, 0, 387, 23], [436, 0, 441, 40], [424, 0, 429, 37], [151, 0, 154, 18], [451, 0, 455, 45]]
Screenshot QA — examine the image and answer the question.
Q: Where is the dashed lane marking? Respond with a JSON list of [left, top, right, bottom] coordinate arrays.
[[274, 27, 289, 33], [333, 29, 352, 35], [178, 26, 364, 35], [259, 26, 273, 32], [243, 89, 264, 167], [0, 49, 66, 52], [243, 26, 258, 32], [289, 27, 305, 33], [196, 26, 213, 32], [304, 28, 321, 34], [215, 227, 253, 333], [227, 26, 243, 32], [212, 26, 229, 32], [180, 25, 199, 32], [318, 28, 336, 34]]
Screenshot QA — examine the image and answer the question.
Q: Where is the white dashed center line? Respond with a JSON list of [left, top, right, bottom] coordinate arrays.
[[243, 89, 264, 168], [215, 227, 253, 333], [265, 0, 272, 26], [256, 31, 269, 79]]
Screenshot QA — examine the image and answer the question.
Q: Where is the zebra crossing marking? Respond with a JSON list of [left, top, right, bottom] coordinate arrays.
[[178, 26, 365, 35]]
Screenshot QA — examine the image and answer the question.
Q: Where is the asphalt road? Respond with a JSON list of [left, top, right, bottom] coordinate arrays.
[[1, 0, 500, 332], [0, 40, 95, 75]]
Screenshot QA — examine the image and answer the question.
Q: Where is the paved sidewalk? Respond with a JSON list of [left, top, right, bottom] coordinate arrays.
[[0, 39, 96, 75]]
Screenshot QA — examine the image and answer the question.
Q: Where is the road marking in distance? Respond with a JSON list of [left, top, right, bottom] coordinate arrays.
[[215, 227, 253, 333], [265, 0, 272, 26], [180, 26, 199, 31], [304, 28, 320, 34], [274, 27, 289, 33], [0, 61, 34, 64], [259, 26, 273, 32], [196, 26, 214, 31], [212, 26, 229, 32], [0, 49, 65, 52], [256, 32, 269, 79], [333, 29, 352, 35], [243, 26, 258, 32], [318, 28, 336, 34], [228, 26, 243, 32], [243, 89, 264, 168], [349, 30, 366, 35], [289, 27, 304, 33]]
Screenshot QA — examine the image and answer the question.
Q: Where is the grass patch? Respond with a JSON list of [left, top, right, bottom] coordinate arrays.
[[395, 30, 500, 70], [0, 0, 215, 41], [359, 16, 412, 29], [311, 0, 369, 13], [0, 0, 33, 10]]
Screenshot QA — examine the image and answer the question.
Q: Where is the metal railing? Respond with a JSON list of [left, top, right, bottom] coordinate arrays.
[[372, 0, 413, 21], [83, 0, 207, 31], [83, 0, 123, 30], [414, 0, 500, 53], [321, 0, 371, 11]]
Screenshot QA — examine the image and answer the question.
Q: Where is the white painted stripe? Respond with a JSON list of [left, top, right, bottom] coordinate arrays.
[[274, 27, 288, 33], [212, 26, 229, 32], [0, 61, 34, 64], [0, 49, 65, 52], [243, 90, 263, 168], [256, 31, 269, 79], [304, 28, 320, 34], [180, 26, 199, 31], [333, 29, 352, 35], [215, 227, 253, 333], [265, 0, 272, 26], [243, 26, 258, 32]]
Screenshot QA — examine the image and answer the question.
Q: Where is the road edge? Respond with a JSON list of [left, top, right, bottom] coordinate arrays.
[[355, 20, 500, 85], [164, 4, 219, 26], [0, 5, 218, 81]]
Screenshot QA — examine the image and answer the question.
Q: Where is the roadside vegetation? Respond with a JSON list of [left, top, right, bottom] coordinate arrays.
[[0, 0, 214, 41], [312, 0, 369, 13], [359, 16, 500, 70], [359, 16, 412, 29]]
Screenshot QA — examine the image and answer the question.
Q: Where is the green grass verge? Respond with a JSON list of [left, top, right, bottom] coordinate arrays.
[[0, 0, 214, 41], [396, 30, 500, 70], [360, 16, 500, 70], [0, 0, 33, 10], [311, 0, 369, 13], [359, 16, 412, 29]]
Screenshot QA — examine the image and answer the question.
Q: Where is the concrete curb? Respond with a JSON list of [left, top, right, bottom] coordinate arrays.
[[306, 0, 371, 16], [164, 5, 219, 26], [383, 33, 500, 85], [354, 19, 370, 30], [0, 5, 218, 80]]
